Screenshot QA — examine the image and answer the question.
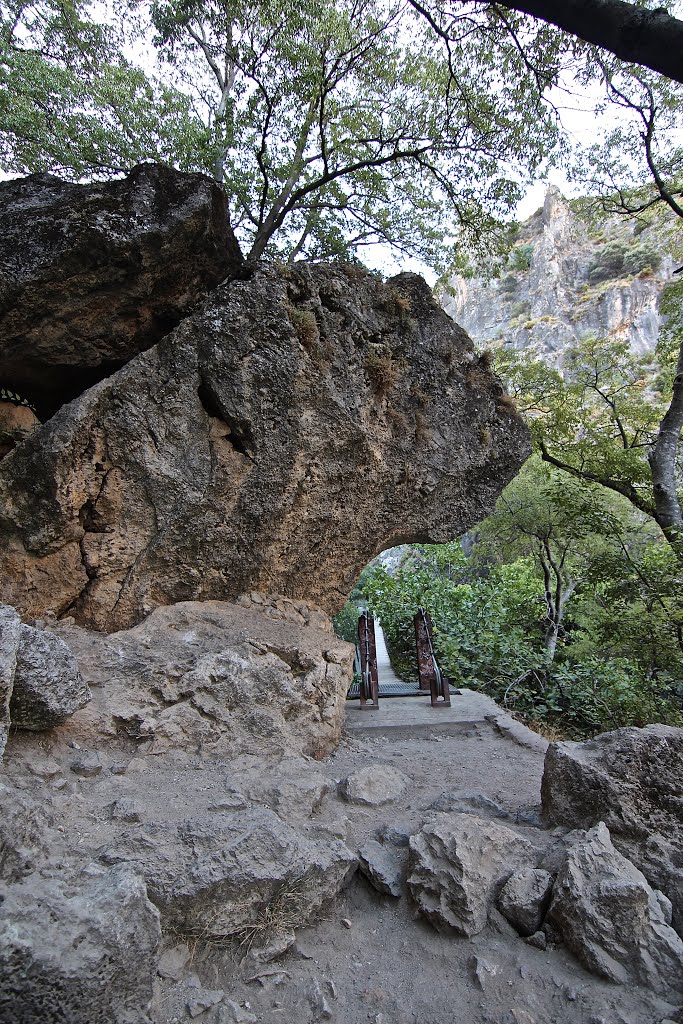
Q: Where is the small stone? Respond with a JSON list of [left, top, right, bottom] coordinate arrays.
[[126, 757, 147, 772], [471, 955, 498, 990], [524, 931, 547, 951], [209, 793, 248, 812], [186, 987, 224, 1017], [28, 757, 62, 779], [340, 766, 409, 806], [110, 762, 128, 775], [217, 1000, 257, 1023], [111, 798, 143, 823], [157, 943, 191, 981], [70, 751, 102, 778], [497, 868, 553, 936], [341, 919, 352, 929], [429, 790, 509, 819], [250, 932, 295, 963]]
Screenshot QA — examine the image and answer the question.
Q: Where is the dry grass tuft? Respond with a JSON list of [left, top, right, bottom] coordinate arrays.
[[287, 304, 320, 353], [478, 425, 491, 448], [414, 411, 431, 444], [365, 351, 400, 398], [386, 407, 409, 433], [496, 394, 518, 414]]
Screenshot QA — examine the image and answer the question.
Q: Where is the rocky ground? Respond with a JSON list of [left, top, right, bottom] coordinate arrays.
[[3, 660, 681, 1024]]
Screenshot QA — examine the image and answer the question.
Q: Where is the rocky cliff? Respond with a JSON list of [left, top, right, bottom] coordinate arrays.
[[440, 188, 679, 362]]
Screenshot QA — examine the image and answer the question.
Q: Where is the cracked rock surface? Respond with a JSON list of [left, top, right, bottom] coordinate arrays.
[[0, 260, 530, 631]]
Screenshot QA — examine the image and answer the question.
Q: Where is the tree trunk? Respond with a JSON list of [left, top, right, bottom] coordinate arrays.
[[648, 339, 683, 559], [494, 0, 683, 84]]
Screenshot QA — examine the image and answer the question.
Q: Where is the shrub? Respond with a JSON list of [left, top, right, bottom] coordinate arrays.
[[509, 243, 533, 272], [365, 351, 400, 398]]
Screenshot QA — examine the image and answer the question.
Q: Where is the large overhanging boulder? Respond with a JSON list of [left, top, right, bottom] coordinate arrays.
[[0, 163, 244, 420], [0, 261, 530, 631]]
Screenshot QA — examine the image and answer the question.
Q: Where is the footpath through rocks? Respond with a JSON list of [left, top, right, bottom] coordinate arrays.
[[2, 596, 681, 1024]]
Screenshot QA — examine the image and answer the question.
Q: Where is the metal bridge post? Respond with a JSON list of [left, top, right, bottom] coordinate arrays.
[[358, 610, 379, 710], [413, 607, 451, 707]]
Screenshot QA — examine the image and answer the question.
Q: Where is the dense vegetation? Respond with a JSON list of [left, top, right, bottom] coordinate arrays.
[[354, 456, 683, 738]]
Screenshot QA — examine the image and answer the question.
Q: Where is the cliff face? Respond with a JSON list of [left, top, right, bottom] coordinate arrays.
[[440, 188, 678, 363]]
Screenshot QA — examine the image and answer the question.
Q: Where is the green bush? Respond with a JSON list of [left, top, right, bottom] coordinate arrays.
[[509, 243, 534, 272]]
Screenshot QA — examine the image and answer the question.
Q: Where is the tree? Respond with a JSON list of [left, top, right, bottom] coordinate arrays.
[[137, 0, 566, 266], [497, 328, 683, 560], [0, 0, 200, 176], [409, 0, 683, 85]]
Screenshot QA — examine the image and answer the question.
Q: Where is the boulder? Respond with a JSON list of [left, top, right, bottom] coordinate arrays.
[[541, 725, 683, 930], [53, 598, 353, 760], [497, 867, 553, 936], [545, 823, 683, 994], [0, 262, 530, 631], [0, 164, 243, 420], [98, 807, 357, 938], [0, 864, 161, 1024], [0, 604, 21, 755], [407, 812, 535, 936], [340, 765, 409, 806], [10, 622, 90, 729]]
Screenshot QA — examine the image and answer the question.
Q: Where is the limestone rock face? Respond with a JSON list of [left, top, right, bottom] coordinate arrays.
[[541, 725, 683, 930], [546, 823, 683, 994], [0, 263, 530, 631], [0, 864, 161, 1024], [0, 163, 244, 419], [52, 597, 354, 760], [407, 812, 535, 936], [11, 622, 90, 729], [441, 187, 674, 363], [0, 604, 21, 756], [0, 400, 39, 459], [98, 806, 356, 938]]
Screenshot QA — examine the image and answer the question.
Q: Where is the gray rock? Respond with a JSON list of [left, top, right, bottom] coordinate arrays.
[[0, 262, 529, 631], [340, 765, 409, 806], [376, 824, 412, 847], [10, 623, 90, 730], [305, 977, 333, 1020], [541, 724, 683, 930], [111, 798, 143, 823], [70, 750, 103, 778], [470, 954, 499, 990], [157, 943, 191, 981], [217, 1001, 258, 1023], [249, 932, 296, 963], [497, 867, 553, 936], [408, 812, 535, 936], [525, 930, 547, 950], [99, 806, 356, 938], [0, 164, 243, 420], [58, 600, 353, 761], [0, 863, 161, 1024], [428, 790, 510, 819], [0, 781, 59, 882], [0, 603, 21, 756], [187, 988, 225, 1017], [546, 823, 683, 994], [358, 840, 405, 897]]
